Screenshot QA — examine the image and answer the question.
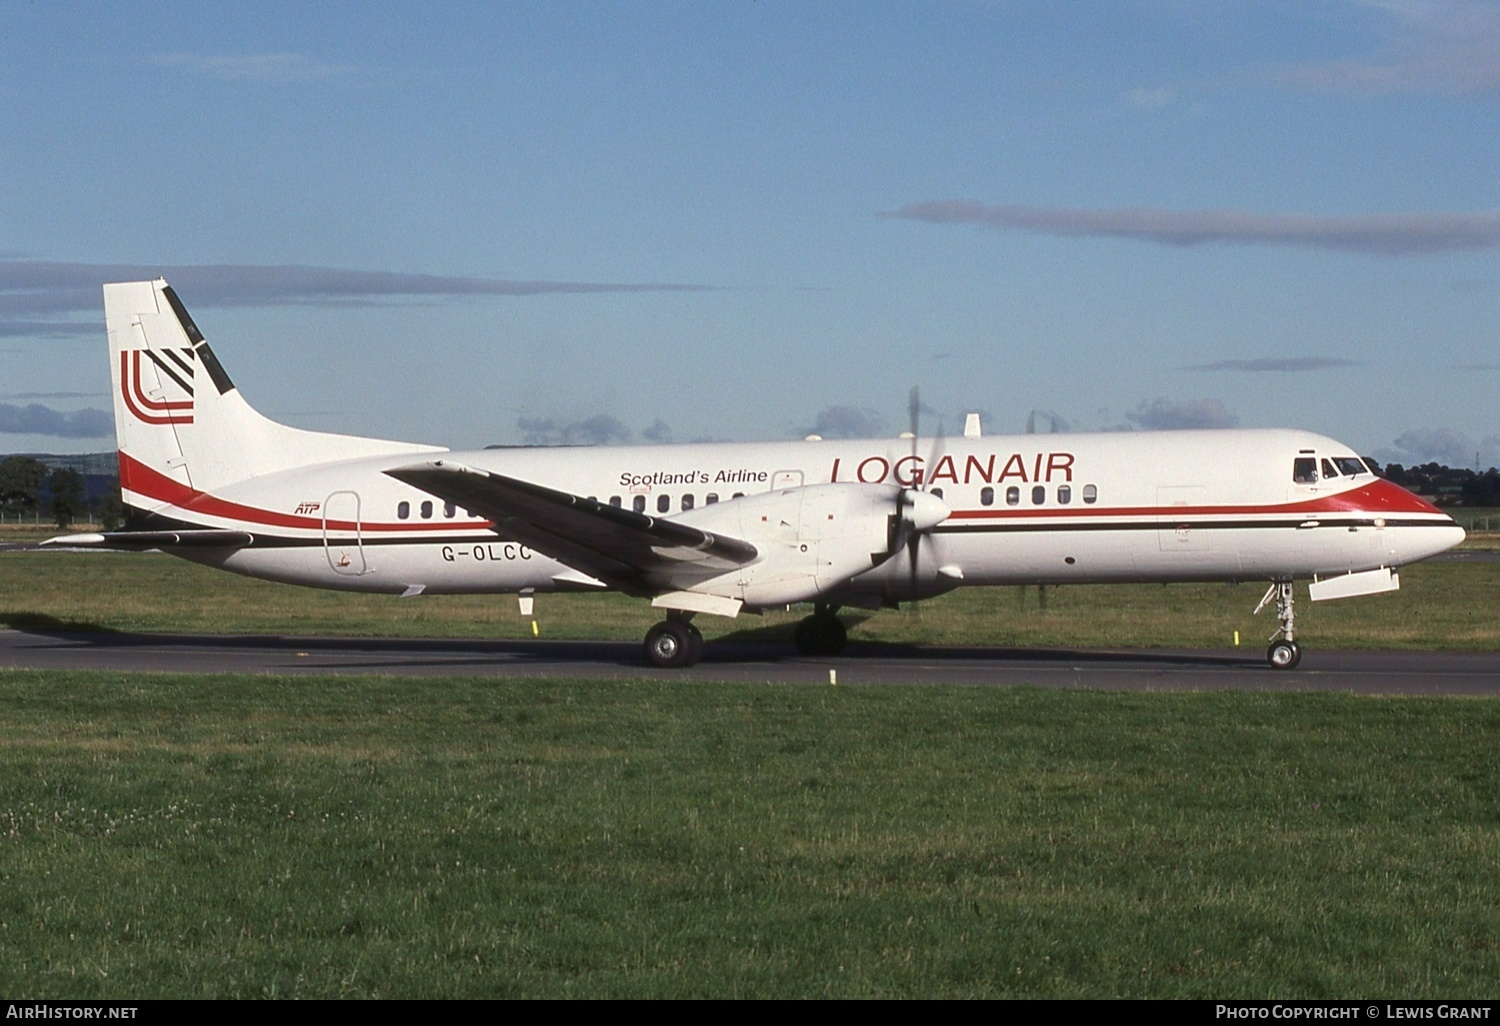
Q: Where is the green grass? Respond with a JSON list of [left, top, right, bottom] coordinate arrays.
[[3, 539, 1497, 998], [1, 673, 1497, 998], [4, 547, 1498, 650]]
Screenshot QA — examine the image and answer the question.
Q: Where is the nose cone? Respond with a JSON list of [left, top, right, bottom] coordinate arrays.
[[1352, 479, 1467, 564], [1402, 521, 1467, 563], [904, 488, 950, 532]]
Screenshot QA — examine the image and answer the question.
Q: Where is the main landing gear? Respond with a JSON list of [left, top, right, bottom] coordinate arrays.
[[643, 604, 849, 668], [793, 604, 847, 657], [1254, 580, 1302, 671], [643, 612, 704, 669]]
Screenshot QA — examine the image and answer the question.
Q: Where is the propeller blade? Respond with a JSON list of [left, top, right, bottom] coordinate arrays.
[[885, 486, 950, 600]]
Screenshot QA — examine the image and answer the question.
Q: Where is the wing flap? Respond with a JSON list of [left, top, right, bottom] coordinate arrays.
[[385, 461, 758, 593]]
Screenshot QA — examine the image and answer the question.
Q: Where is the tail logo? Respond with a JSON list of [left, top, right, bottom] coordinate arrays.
[[121, 348, 195, 425]]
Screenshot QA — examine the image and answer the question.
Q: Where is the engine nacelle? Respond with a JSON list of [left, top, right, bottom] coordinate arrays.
[[670, 482, 947, 608]]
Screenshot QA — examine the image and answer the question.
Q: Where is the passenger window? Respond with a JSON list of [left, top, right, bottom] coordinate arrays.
[[732, 492, 745, 499], [609, 496, 622, 507], [420, 500, 433, 519], [633, 495, 646, 513], [657, 494, 671, 513], [706, 493, 719, 505], [1293, 458, 1317, 484], [1083, 484, 1097, 504], [1322, 458, 1339, 479], [443, 502, 455, 518], [397, 501, 410, 520], [981, 486, 994, 506], [1057, 485, 1071, 504], [1006, 486, 1020, 506], [1031, 485, 1045, 505], [682, 494, 695, 511]]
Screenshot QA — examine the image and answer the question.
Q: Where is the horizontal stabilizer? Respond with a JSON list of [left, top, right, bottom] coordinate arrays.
[[385, 460, 758, 594], [42, 529, 256, 550]]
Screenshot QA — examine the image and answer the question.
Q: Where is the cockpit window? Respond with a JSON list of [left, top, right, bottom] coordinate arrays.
[[1293, 458, 1317, 484], [1334, 457, 1368, 477], [1322, 458, 1340, 479]]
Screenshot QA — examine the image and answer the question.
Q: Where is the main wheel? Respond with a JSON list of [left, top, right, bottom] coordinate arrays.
[[794, 614, 847, 656], [644, 620, 701, 668], [1267, 639, 1302, 670]]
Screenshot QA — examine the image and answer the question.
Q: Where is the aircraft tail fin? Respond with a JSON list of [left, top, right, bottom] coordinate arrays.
[[106, 279, 443, 511]]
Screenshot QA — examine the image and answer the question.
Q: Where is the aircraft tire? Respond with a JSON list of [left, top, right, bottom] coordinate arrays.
[[1267, 639, 1302, 670], [684, 622, 705, 665], [644, 620, 700, 669]]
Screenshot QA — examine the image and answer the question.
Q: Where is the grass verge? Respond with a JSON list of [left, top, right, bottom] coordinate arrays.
[[3, 548, 1498, 650], [1, 672, 1497, 998]]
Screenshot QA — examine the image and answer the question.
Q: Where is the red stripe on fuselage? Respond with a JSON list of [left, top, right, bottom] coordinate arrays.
[[118, 452, 491, 534]]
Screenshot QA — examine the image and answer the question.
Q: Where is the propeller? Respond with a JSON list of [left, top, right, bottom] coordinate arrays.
[[890, 386, 950, 602]]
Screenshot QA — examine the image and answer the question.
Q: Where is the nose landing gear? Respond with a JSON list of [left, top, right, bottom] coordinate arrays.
[[1254, 580, 1302, 670]]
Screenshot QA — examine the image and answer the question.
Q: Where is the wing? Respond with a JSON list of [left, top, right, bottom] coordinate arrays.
[[384, 461, 759, 595]]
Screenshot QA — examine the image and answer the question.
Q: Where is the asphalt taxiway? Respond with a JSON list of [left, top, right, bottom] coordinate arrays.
[[2, 628, 1496, 694]]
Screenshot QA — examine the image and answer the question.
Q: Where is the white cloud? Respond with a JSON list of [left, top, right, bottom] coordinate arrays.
[[0, 403, 111, 438], [1376, 426, 1500, 468], [881, 201, 1500, 255], [0, 261, 714, 337], [1126, 398, 1239, 431], [799, 405, 886, 440]]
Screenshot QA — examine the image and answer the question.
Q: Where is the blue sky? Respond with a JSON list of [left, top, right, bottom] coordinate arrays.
[[3, 0, 1497, 468]]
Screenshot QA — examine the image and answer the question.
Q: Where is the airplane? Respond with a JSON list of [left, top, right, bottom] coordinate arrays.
[[46, 278, 1466, 670]]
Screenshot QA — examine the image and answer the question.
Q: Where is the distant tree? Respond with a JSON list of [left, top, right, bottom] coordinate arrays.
[[1378, 461, 1496, 506], [1463, 469, 1500, 507], [0, 455, 47, 517], [47, 467, 86, 527], [97, 492, 125, 532]]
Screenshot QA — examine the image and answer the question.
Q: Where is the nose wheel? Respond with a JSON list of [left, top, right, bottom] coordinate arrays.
[[643, 616, 704, 668], [1267, 638, 1302, 670]]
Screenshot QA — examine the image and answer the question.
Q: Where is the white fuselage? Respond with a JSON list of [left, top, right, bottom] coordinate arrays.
[[123, 427, 1464, 610]]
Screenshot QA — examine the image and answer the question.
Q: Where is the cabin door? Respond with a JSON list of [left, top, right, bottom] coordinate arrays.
[[323, 490, 368, 575]]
